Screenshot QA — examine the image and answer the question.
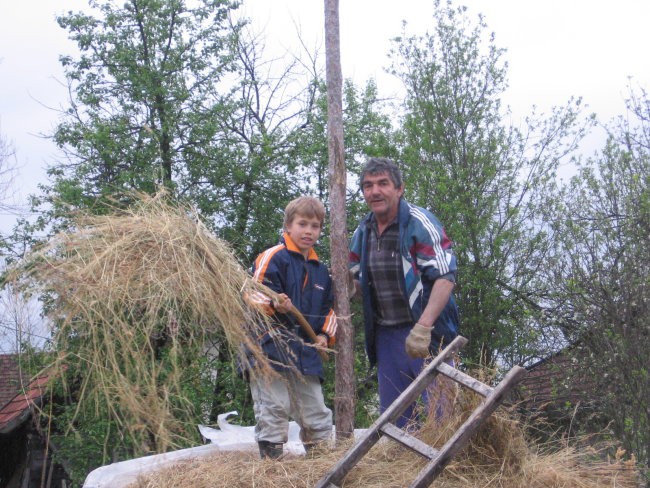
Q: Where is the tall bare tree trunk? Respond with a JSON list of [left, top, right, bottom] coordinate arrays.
[[324, 0, 355, 438]]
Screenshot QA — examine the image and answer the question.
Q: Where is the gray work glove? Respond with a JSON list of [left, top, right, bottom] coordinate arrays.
[[405, 323, 432, 358]]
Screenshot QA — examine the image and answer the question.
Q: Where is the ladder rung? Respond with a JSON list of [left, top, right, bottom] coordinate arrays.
[[436, 362, 494, 397], [380, 423, 440, 460]]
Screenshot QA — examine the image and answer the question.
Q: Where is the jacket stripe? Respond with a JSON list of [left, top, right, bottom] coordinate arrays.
[[408, 204, 450, 275], [322, 309, 338, 342], [243, 290, 274, 315], [253, 244, 284, 283]]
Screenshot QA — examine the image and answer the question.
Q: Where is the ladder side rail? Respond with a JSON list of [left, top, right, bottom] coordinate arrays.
[[435, 362, 494, 398], [314, 336, 468, 488], [381, 335, 468, 426], [409, 365, 528, 488]]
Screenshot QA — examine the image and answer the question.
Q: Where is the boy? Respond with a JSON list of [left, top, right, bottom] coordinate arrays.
[[246, 196, 337, 459]]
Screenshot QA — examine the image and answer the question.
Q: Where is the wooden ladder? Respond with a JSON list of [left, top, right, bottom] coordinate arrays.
[[314, 336, 527, 488]]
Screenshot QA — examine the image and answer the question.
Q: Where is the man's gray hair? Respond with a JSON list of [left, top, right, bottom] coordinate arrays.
[[360, 157, 403, 189]]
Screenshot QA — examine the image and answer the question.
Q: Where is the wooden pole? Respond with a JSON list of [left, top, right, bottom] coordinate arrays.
[[324, 0, 355, 439]]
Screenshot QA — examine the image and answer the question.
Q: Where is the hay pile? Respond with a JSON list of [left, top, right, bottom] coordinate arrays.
[[7, 193, 274, 453], [131, 384, 640, 488]]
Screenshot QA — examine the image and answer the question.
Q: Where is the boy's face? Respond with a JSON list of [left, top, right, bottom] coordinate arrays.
[[285, 214, 322, 256]]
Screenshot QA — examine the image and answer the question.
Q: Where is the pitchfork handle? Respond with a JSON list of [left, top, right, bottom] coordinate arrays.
[[287, 304, 329, 362]]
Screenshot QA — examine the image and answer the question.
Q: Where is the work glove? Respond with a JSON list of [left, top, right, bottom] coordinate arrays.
[[405, 323, 432, 358]]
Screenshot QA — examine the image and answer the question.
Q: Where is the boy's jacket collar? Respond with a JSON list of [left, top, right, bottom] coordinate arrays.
[[282, 232, 319, 262]]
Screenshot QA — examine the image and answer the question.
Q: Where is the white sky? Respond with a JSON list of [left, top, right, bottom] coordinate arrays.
[[1, 0, 649, 230], [1, 0, 649, 352]]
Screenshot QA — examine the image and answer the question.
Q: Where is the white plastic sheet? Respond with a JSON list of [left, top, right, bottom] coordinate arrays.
[[83, 411, 366, 487], [198, 410, 310, 455], [82, 443, 221, 488], [83, 412, 254, 488]]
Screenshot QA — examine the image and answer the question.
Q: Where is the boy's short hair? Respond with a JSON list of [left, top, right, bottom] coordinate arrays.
[[283, 196, 326, 230], [360, 157, 403, 189]]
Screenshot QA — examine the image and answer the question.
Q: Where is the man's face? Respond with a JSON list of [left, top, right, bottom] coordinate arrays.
[[361, 172, 404, 222]]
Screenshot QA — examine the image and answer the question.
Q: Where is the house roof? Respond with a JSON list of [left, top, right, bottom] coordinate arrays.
[[0, 354, 28, 408], [0, 354, 50, 434], [515, 347, 596, 411]]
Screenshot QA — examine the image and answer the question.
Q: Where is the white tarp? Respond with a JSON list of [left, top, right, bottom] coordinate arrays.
[[82, 443, 222, 488], [83, 411, 365, 488], [198, 410, 308, 455]]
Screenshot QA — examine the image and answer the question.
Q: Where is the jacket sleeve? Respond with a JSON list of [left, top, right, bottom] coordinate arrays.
[[244, 246, 286, 316], [409, 207, 457, 283], [317, 275, 338, 346], [348, 224, 363, 279]]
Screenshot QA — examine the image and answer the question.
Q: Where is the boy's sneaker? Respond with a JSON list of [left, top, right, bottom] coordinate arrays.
[[303, 441, 329, 459], [258, 440, 283, 459]]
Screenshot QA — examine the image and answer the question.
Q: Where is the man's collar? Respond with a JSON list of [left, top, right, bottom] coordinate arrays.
[[369, 212, 398, 230]]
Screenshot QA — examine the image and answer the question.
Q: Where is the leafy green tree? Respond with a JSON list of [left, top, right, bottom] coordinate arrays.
[[193, 22, 319, 261], [546, 85, 649, 482], [297, 79, 396, 239], [7, 2, 397, 474], [389, 0, 591, 366], [5, 1, 249, 478], [44, 0, 240, 218]]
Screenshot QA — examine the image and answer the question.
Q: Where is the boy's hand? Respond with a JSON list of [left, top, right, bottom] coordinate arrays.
[[315, 334, 328, 349], [273, 293, 292, 314]]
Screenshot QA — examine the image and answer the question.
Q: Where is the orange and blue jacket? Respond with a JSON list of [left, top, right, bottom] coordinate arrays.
[[248, 232, 337, 379]]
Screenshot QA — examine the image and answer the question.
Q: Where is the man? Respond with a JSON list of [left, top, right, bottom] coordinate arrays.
[[349, 157, 459, 428]]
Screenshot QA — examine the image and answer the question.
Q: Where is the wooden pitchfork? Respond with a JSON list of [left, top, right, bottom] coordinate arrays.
[[243, 279, 330, 362]]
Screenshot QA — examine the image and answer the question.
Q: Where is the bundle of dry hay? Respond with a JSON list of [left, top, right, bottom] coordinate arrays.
[[6, 192, 276, 454], [131, 381, 640, 488]]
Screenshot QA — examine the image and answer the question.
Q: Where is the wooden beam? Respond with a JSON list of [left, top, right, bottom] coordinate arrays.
[[380, 423, 439, 460], [435, 362, 493, 398]]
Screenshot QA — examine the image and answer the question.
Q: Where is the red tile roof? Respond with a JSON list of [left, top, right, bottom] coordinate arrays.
[[0, 354, 50, 434], [515, 348, 596, 411], [0, 354, 29, 409]]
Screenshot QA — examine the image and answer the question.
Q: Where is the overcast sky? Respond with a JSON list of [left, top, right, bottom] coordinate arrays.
[[1, 0, 649, 230]]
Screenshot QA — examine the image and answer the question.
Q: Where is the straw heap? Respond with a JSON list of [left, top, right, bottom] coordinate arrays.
[[131, 381, 640, 487], [8, 192, 273, 453]]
